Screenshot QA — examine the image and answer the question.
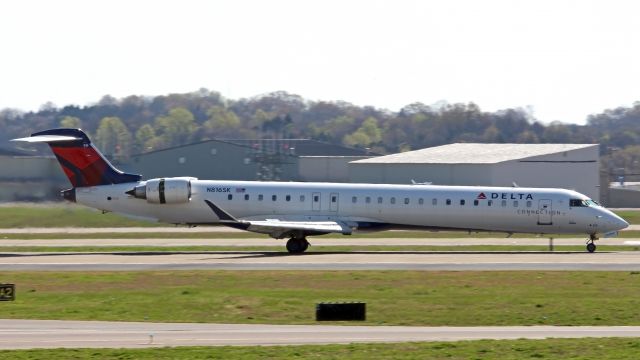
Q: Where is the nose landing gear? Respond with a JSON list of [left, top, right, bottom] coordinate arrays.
[[586, 234, 598, 253], [286, 237, 309, 254]]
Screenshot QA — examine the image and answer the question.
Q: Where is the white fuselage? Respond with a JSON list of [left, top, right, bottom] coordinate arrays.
[[76, 180, 628, 236]]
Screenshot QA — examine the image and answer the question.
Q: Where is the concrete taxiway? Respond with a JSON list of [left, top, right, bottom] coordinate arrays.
[[2, 319, 640, 349], [1, 251, 640, 271]]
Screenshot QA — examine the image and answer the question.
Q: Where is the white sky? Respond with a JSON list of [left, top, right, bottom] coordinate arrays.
[[1, 0, 639, 124]]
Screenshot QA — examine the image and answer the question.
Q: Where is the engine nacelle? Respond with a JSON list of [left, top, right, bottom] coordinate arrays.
[[127, 177, 194, 204]]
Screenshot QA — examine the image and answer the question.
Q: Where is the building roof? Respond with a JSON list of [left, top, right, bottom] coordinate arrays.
[[223, 139, 375, 157], [0, 146, 32, 156], [136, 138, 376, 157], [351, 143, 597, 164]]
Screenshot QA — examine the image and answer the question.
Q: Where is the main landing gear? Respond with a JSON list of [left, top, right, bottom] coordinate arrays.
[[286, 237, 309, 254], [586, 234, 598, 253]]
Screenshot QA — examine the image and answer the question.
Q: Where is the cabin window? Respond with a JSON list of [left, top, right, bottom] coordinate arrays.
[[227, 194, 233, 200], [474, 200, 479, 206], [501, 200, 507, 207], [513, 200, 518, 207], [244, 194, 249, 201], [352, 196, 357, 203], [300, 195, 305, 202], [286, 195, 291, 202], [488, 200, 493, 206], [272, 195, 277, 201], [404, 198, 410, 205], [366, 196, 371, 204], [258, 194, 264, 201], [446, 199, 451, 205], [432, 198, 437, 206], [314, 195, 319, 202], [418, 198, 424, 205], [459, 199, 465, 205], [390, 197, 396, 204], [332, 195, 337, 203], [378, 197, 383, 204], [526, 201, 532, 208]]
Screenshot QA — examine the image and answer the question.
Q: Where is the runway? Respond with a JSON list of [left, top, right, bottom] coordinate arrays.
[[2, 319, 640, 349], [2, 251, 640, 271]]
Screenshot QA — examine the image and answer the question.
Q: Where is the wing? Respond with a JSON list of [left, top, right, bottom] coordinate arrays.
[[204, 200, 352, 238]]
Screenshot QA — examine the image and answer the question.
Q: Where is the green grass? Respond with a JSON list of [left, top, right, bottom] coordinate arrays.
[[3, 271, 640, 326], [0, 205, 163, 228], [615, 210, 640, 225], [2, 338, 640, 359], [0, 205, 637, 228], [0, 245, 639, 252]]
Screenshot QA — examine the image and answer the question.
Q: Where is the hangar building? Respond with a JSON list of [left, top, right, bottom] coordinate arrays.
[[0, 148, 67, 201], [125, 139, 373, 183], [349, 143, 600, 201]]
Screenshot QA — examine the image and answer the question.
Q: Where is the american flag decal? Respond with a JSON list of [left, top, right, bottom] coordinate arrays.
[[236, 187, 246, 193]]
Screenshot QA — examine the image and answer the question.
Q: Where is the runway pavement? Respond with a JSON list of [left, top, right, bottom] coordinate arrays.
[[1, 251, 640, 271], [2, 319, 640, 349]]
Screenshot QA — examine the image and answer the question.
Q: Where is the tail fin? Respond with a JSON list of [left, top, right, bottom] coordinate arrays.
[[12, 128, 141, 187]]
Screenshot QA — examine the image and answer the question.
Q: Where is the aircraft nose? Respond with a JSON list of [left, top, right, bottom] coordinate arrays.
[[617, 217, 630, 231], [609, 214, 629, 232]]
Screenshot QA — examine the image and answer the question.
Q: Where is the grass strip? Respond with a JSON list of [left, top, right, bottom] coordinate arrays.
[[1, 338, 640, 359], [0, 206, 162, 228], [2, 271, 640, 326]]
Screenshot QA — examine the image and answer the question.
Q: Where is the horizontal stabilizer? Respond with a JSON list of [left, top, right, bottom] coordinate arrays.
[[12, 135, 82, 143]]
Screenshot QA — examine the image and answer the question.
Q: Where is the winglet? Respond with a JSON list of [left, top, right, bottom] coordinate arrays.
[[204, 200, 239, 222], [204, 200, 251, 230]]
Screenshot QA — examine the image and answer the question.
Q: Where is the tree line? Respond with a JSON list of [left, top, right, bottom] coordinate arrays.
[[1, 89, 640, 177]]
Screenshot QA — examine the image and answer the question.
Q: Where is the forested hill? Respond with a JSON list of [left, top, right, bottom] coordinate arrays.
[[1, 89, 639, 174]]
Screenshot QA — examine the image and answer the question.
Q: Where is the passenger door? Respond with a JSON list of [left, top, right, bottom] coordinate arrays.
[[312, 192, 321, 211], [330, 192, 339, 212], [538, 199, 553, 225]]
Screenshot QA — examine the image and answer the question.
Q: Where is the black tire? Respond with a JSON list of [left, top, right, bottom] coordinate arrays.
[[586, 242, 596, 253], [286, 238, 308, 254]]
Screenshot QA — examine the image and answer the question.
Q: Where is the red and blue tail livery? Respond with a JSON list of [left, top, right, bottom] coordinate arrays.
[[12, 128, 141, 187]]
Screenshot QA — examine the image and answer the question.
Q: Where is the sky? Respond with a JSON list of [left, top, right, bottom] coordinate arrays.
[[1, 0, 640, 125]]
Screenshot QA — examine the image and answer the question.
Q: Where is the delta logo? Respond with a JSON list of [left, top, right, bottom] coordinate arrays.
[[477, 192, 487, 199]]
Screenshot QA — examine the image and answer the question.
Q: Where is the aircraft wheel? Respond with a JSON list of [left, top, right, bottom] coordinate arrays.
[[586, 242, 596, 253], [286, 238, 309, 254]]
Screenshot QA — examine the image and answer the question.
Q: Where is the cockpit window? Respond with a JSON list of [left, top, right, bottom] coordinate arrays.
[[570, 199, 600, 207]]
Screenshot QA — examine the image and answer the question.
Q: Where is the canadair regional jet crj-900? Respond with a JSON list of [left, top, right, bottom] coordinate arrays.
[[14, 128, 629, 253]]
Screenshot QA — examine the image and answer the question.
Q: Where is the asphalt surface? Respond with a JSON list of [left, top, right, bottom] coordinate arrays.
[[2, 251, 640, 271], [2, 319, 640, 349]]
